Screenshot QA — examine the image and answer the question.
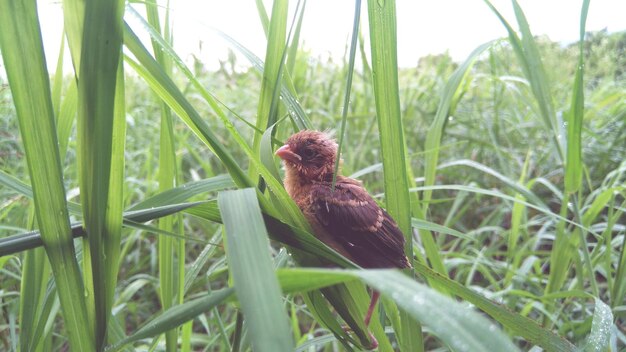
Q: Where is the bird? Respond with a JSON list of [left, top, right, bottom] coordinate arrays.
[[275, 130, 411, 348]]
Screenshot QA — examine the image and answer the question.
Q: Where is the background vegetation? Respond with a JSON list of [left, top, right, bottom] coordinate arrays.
[[0, 0, 624, 351]]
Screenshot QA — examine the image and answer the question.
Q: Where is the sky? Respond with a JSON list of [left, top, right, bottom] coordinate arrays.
[[29, 0, 626, 72]]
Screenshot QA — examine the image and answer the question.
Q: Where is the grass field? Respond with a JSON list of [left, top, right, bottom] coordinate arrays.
[[1, 0, 625, 351]]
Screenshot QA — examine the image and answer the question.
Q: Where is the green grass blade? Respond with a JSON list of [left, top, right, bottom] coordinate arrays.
[[411, 218, 473, 241], [439, 158, 548, 210], [612, 199, 626, 309], [102, 58, 126, 346], [250, 0, 288, 178], [51, 28, 65, 119], [504, 151, 531, 286], [76, 0, 125, 347], [62, 0, 84, 75], [411, 184, 599, 237], [285, 0, 306, 77], [254, 0, 270, 36], [332, 0, 361, 190], [56, 81, 78, 160], [128, 175, 234, 211], [218, 189, 294, 351], [583, 298, 612, 352], [107, 288, 235, 352], [145, 1, 179, 349], [366, 0, 421, 349], [565, 0, 590, 193], [19, 246, 50, 351], [0, 0, 93, 349]]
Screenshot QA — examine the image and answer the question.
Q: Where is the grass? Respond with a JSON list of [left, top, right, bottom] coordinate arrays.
[[1, 0, 625, 351]]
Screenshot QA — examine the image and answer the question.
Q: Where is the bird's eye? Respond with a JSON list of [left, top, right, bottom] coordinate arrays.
[[302, 148, 316, 159]]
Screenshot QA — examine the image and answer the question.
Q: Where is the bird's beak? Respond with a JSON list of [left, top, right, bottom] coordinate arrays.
[[275, 144, 302, 164]]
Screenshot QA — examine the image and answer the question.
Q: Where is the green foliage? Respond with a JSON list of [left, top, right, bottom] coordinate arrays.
[[0, 0, 625, 351]]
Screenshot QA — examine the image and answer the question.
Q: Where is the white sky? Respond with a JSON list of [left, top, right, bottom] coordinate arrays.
[[31, 0, 626, 71]]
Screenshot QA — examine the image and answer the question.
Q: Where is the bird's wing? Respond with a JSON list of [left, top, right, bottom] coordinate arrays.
[[310, 179, 410, 268]]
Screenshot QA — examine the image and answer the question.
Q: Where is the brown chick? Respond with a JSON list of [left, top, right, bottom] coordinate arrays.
[[275, 130, 411, 342]]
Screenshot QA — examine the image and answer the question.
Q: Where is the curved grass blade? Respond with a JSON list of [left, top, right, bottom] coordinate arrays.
[[411, 218, 473, 241], [218, 188, 294, 352], [106, 288, 235, 352], [439, 159, 548, 210], [410, 184, 599, 237], [127, 174, 235, 211], [0, 0, 93, 348]]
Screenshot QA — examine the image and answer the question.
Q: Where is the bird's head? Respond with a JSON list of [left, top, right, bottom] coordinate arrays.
[[275, 130, 338, 182]]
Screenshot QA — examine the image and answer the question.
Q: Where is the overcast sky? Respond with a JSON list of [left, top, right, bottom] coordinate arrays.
[[33, 0, 626, 71]]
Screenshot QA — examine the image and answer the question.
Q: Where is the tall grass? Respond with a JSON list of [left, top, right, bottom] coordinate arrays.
[[0, 0, 624, 351]]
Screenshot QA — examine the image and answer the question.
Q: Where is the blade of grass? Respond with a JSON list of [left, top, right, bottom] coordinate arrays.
[[255, 0, 270, 36], [332, 0, 361, 190], [103, 57, 126, 346], [504, 151, 531, 286], [285, 0, 306, 77], [439, 158, 548, 210], [18, 246, 50, 351], [218, 188, 294, 351], [409, 184, 599, 237], [250, 0, 288, 179], [583, 298, 612, 352], [106, 288, 235, 352], [75, 0, 125, 347], [565, 0, 590, 194], [145, 1, 179, 349], [56, 81, 78, 160], [0, 0, 93, 349], [366, 0, 421, 349], [127, 174, 234, 211]]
